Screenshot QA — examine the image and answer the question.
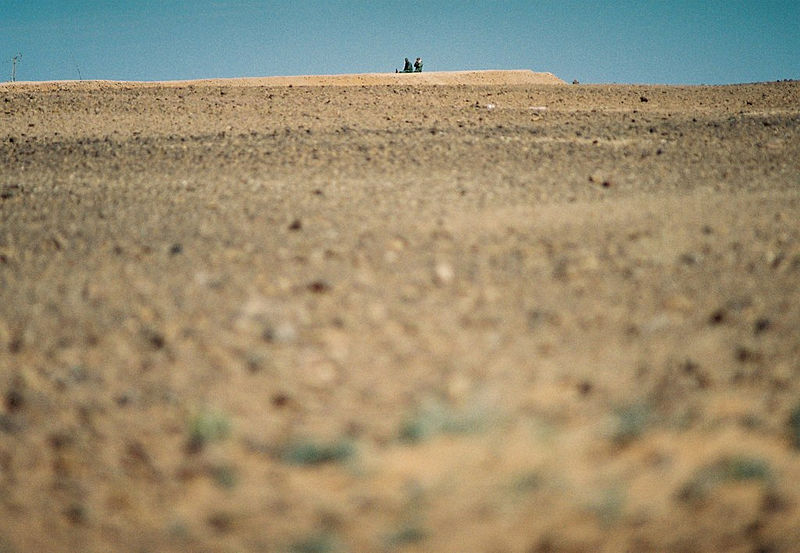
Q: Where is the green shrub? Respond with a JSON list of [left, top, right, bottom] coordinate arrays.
[[678, 455, 773, 502], [282, 439, 355, 466], [187, 408, 231, 452]]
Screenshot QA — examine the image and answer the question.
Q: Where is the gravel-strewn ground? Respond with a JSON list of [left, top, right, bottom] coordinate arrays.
[[1, 73, 799, 553]]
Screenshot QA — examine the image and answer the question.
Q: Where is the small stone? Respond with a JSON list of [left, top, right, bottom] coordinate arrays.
[[4, 389, 24, 412], [434, 261, 454, 285], [271, 393, 290, 408], [588, 173, 611, 188], [754, 318, 771, 335], [307, 280, 329, 293], [262, 321, 296, 344], [735, 346, 762, 363], [288, 218, 302, 231], [709, 309, 726, 325]]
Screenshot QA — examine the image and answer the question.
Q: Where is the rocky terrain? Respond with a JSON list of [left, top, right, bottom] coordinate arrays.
[[1, 72, 799, 552]]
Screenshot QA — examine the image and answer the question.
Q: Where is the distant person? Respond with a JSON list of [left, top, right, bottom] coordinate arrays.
[[403, 58, 413, 72], [414, 57, 423, 72]]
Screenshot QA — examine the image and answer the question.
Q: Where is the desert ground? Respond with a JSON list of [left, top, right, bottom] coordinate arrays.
[[1, 70, 799, 552]]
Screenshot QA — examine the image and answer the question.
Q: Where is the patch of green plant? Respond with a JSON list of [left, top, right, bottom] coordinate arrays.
[[510, 471, 543, 494], [282, 439, 355, 466], [788, 404, 800, 450], [187, 408, 231, 452], [590, 486, 626, 527], [383, 524, 427, 548], [210, 464, 238, 489], [612, 403, 651, 445], [288, 533, 341, 553], [677, 455, 774, 502], [399, 400, 490, 444]]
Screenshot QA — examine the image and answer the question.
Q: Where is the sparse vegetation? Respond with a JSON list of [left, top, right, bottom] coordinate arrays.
[[186, 408, 231, 453], [289, 533, 341, 553], [210, 464, 238, 489], [281, 439, 355, 466], [383, 524, 427, 548], [399, 400, 490, 444], [612, 404, 651, 445], [677, 456, 774, 502]]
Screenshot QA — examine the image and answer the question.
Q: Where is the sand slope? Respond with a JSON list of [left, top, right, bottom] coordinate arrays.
[[1, 69, 565, 91]]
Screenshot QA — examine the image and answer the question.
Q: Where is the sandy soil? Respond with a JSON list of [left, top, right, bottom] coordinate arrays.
[[1, 71, 799, 553]]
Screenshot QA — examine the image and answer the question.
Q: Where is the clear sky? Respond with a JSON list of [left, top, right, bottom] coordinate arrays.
[[2, 0, 798, 84]]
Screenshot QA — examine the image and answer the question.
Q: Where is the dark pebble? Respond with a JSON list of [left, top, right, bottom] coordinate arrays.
[[169, 243, 183, 255], [207, 512, 234, 533], [307, 280, 329, 293], [271, 393, 289, 408], [788, 406, 800, 450], [4, 389, 24, 412], [146, 331, 165, 350], [709, 309, 726, 325], [64, 504, 87, 525], [288, 218, 302, 231], [754, 318, 771, 334], [735, 347, 762, 363]]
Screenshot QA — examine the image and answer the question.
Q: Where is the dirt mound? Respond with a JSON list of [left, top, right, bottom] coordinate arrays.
[[1, 70, 565, 91]]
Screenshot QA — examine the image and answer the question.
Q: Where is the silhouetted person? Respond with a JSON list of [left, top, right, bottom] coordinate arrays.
[[403, 58, 412, 72], [414, 57, 423, 72]]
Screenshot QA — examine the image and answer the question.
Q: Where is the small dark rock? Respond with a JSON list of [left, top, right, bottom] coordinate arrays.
[[146, 330, 165, 350], [9, 337, 22, 354], [762, 490, 789, 513], [115, 393, 133, 407], [735, 347, 762, 363], [709, 309, 726, 325], [577, 381, 593, 396], [288, 218, 302, 231], [307, 280, 329, 293], [271, 393, 289, 408], [640, 96, 649, 102], [169, 243, 183, 255], [207, 512, 234, 533], [682, 359, 699, 374], [64, 504, 88, 525], [1, 184, 21, 199], [48, 432, 74, 450], [754, 318, 771, 335], [788, 405, 800, 449], [4, 389, 24, 412]]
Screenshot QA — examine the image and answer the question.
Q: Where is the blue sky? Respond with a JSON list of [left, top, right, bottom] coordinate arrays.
[[2, 1, 798, 84]]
